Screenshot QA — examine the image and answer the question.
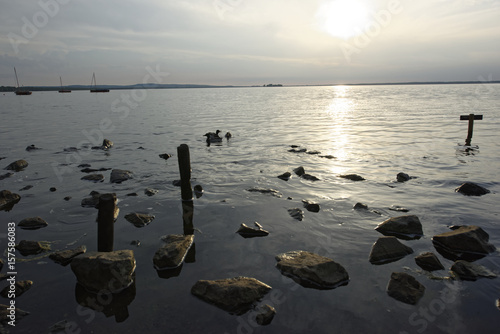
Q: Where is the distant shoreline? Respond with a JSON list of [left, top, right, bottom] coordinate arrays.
[[1, 80, 499, 92]]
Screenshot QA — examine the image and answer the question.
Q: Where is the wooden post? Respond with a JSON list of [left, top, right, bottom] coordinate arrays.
[[460, 114, 483, 146], [177, 144, 193, 201], [97, 193, 116, 252]]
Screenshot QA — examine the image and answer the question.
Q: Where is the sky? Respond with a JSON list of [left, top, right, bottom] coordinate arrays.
[[0, 0, 499, 86]]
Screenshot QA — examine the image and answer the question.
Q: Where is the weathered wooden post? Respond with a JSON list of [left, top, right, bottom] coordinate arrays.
[[97, 193, 117, 252], [460, 113, 483, 146], [177, 144, 194, 234]]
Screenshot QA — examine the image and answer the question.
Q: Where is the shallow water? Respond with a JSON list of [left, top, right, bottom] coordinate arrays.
[[1, 84, 500, 333]]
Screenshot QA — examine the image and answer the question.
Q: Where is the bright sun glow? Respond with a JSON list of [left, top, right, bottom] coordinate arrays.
[[317, 0, 370, 39]]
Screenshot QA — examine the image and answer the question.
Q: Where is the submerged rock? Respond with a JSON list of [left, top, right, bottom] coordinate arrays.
[[70, 250, 136, 293], [455, 182, 490, 196], [92, 139, 113, 150], [159, 153, 172, 160], [110, 169, 133, 183], [293, 166, 305, 176], [246, 187, 282, 198], [450, 260, 497, 281], [275, 251, 349, 289], [339, 174, 365, 181], [25, 144, 41, 151], [432, 225, 496, 258], [256, 304, 276, 326], [288, 148, 307, 153], [0, 172, 13, 180], [81, 167, 111, 173], [4, 159, 28, 171], [369, 236, 414, 264], [302, 200, 320, 212], [144, 188, 158, 196], [49, 245, 87, 266], [153, 234, 194, 270], [191, 277, 272, 315], [353, 202, 368, 210], [0, 190, 21, 211], [18, 216, 48, 230], [125, 213, 155, 228], [375, 215, 423, 240], [288, 208, 304, 221], [396, 172, 411, 182], [320, 155, 336, 159], [236, 222, 269, 238], [414, 252, 444, 271], [194, 185, 204, 198], [81, 174, 105, 182], [81, 191, 101, 208], [15, 240, 51, 256], [0, 303, 29, 325], [387, 272, 425, 305], [301, 173, 320, 181], [277, 172, 291, 181], [0, 280, 33, 298]]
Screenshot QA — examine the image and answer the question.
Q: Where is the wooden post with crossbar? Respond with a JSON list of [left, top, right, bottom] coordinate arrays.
[[460, 114, 483, 146]]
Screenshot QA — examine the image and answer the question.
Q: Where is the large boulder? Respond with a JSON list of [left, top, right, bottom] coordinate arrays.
[[275, 250, 349, 289], [0, 190, 21, 211], [4, 160, 28, 171], [455, 182, 490, 196], [153, 234, 194, 270], [450, 260, 497, 281], [387, 272, 425, 305], [191, 277, 272, 315], [70, 250, 136, 293], [18, 216, 48, 230], [375, 215, 423, 240], [432, 225, 496, 258], [369, 236, 414, 264]]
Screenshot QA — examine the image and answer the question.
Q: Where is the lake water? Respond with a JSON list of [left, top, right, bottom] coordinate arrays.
[[1, 84, 500, 333]]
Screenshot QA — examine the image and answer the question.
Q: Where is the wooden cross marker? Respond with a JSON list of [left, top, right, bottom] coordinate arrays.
[[460, 113, 483, 146]]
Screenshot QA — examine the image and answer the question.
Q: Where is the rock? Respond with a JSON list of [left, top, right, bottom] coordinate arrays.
[[246, 187, 282, 198], [159, 153, 172, 160], [353, 202, 368, 210], [64, 196, 72, 201], [144, 188, 158, 196], [277, 172, 291, 181], [236, 222, 269, 238], [49, 245, 87, 266], [396, 172, 410, 182], [275, 251, 349, 289], [288, 148, 307, 153], [126, 192, 138, 197], [153, 234, 194, 270], [369, 236, 414, 264], [375, 215, 423, 240], [0, 189, 21, 211], [19, 185, 33, 191], [194, 184, 204, 198], [110, 169, 133, 183], [0, 172, 13, 180], [450, 260, 497, 281], [320, 155, 336, 159], [414, 252, 444, 271], [81, 174, 104, 182], [81, 191, 101, 208], [18, 216, 48, 230], [0, 303, 29, 325], [302, 200, 320, 212], [0, 280, 33, 298], [124, 213, 155, 228], [48, 320, 71, 333], [301, 173, 320, 181], [25, 144, 41, 151], [191, 277, 272, 315], [293, 166, 305, 176], [4, 159, 28, 171], [15, 240, 51, 256], [81, 167, 111, 173], [70, 250, 136, 293], [455, 182, 490, 196], [130, 240, 140, 247], [49, 187, 57, 192], [432, 225, 496, 257], [288, 208, 304, 221], [388, 205, 409, 213], [92, 139, 113, 150], [386, 272, 425, 305], [339, 174, 365, 181], [256, 304, 276, 326], [306, 150, 321, 155]]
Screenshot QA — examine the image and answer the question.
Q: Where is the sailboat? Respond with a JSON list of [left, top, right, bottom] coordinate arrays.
[[14, 67, 32, 95], [90, 72, 109, 93], [58, 76, 71, 93]]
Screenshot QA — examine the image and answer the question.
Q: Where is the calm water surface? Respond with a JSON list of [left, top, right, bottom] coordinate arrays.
[[1, 84, 500, 333]]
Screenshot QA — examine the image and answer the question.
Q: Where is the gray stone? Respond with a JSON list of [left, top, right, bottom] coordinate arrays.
[[455, 182, 490, 196], [15, 240, 51, 256], [246, 187, 282, 198], [49, 245, 87, 266], [450, 260, 497, 281], [375, 215, 423, 239], [288, 208, 304, 221], [81, 174, 104, 182], [144, 188, 158, 196], [0, 172, 13, 180], [4, 159, 28, 171], [339, 174, 365, 181], [18, 216, 48, 230], [256, 304, 276, 326], [191, 277, 272, 315], [302, 200, 320, 212], [387, 272, 425, 305], [414, 252, 444, 271], [70, 250, 136, 293], [153, 234, 194, 270], [275, 250, 349, 289], [125, 213, 155, 228], [110, 169, 133, 183], [397, 172, 410, 182], [432, 225, 496, 256], [369, 236, 414, 264], [236, 222, 269, 238], [0, 189, 21, 211], [0, 280, 33, 298]]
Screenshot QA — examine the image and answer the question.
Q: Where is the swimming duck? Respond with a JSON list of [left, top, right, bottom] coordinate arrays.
[[204, 130, 223, 144], [225, 132, 232, 140]]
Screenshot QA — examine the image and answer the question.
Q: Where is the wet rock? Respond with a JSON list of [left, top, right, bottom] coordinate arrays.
[[375, 215, 423, 240], [18, 216, 48, 230], [194, 184, 204, 198], [275, 250, 349, 289], [288, 208, 304, 221], [4, 159, 28, 171], [414, 252, 444, 271], [81, 174, 104, 182], [277, 172, 291, 181], [353, 202, 368, 210], [191, 277, 272, 315], [397, 172, 411, 182], [144, 188, 158, 196], [49, 245, 87, 266], [0, 280, 33, 298], [288, 148, 307, 153], [247, 187, 282, 198], [19, 185, 33, 191], [25, 144, 41, 151], [369, 236, 414, 264], [159, 153, 172, 160], [130, 240, 141, 247], [450, 260, 497, 281], [301, 173, 320, 181], [81, 191, 101, 208], [320, 155, 335, 159], [64, 196, 72, 201], [48, 320, 71, 333], [306, 150, 321, 155], [92, 139, 113, 150], [302, 200, 320, 212], [0, 303, 29, 325], [455, 182, 490, 196], [110, 169, 133, 183], [0, 172, 13, 180], [81, 167, 111, 173], [49, 187, 57, 192], [387, 272, 425, 305], [15, 240, 51, 256], [293, 166, 305, 176], [124, 213, 155, 228], [126, 192, 138, 197], [0, 190, 21, 211], [339, 174, 365, 181], [388, 205, 409, 213], [63, 147, 79, 152], [79, 163, 91, 168], [0, 259, 3, 272], [236, 222, 269, 238], [256, 304, 276, 326], [70, 250, 136, 293], [153, 234, 194, 270], [432, 225, 496, 257]]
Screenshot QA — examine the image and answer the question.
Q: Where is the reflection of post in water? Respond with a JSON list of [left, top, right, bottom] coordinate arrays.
[[177, 144, 194, 235], [97, 193, 117, 252]]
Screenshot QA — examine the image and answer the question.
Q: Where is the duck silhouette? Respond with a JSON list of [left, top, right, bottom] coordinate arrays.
[[204, 130, 223, 145]]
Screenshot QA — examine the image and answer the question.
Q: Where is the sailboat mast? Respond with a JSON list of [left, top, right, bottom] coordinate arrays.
[[14, 67, 20, 88], [60, 76, 63, 89]]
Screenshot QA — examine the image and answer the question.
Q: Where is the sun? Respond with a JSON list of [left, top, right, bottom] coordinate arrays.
[[317, 0, 370, 39]]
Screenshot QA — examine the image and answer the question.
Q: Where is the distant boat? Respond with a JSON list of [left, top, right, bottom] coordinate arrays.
[[14, 67, 32, 95], [58, 76, 71, 93], [90, 72, 109, 93]]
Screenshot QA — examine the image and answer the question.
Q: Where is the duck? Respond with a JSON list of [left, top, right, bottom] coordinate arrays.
[[204, 130, 223, 144], [225, 132, 232, 140]]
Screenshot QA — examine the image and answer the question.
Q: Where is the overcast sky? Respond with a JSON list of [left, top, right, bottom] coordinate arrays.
[[0, 0, 499, 86]]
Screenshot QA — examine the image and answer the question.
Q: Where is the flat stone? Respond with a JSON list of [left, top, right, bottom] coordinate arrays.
[[288, 208, 304, 221], [450, 260, 497, 281], [455, 182, 490, 196], [49, 245, 87, 266], [191, 277, 272, 315], [0, 189, 21, 211], [414, 252, 444, 271], [110, 169, 133, 183], [15, 240, 51, 256], [125, 213, 155, 228], [432, 225, 496, 257], [4, 159, 28, 171], [18, 216, 48, 230], [339, 174, 365, 181], [153, 234, 194, 270], [256, 304, 276, 326], [0, 280, 33, 298], [275, 250, 349, 289], [375, 215, 423, 240], [81, 174, 104, 182], [387, 272, 425, 305], [302, 200, 320, 212], [236, 222, 269, 238], [369, 236, 414, 264]]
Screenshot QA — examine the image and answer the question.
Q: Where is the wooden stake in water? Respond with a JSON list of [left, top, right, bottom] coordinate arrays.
[[97, 193, 117, 252], [177, 144, 193, 201], [460, 114, 483, 146]]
